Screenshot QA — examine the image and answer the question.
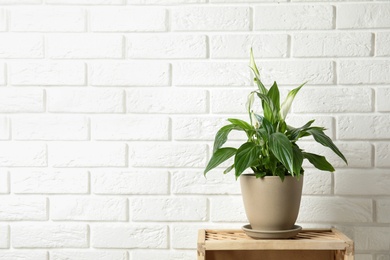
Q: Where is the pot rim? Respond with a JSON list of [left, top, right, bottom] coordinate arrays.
[[240, 174, 301, 179]]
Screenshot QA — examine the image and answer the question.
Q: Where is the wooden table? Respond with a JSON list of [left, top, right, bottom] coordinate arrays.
[[197, 228, 354, 260]]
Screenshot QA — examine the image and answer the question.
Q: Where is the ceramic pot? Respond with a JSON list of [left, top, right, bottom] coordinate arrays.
[[240, 174, 303, 231]]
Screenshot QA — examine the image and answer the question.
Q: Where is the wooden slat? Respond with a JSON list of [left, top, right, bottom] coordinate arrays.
[[202, 229, 353, 251]]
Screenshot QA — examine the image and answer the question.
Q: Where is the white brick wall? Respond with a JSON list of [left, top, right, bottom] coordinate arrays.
[[0, 0, 389, 259]]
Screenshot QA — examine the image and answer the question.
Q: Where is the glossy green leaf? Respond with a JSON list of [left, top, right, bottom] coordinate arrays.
[[227, 118, 253, 131], [204, 148, 237, 176], [269, 132, 294, 175], [303, 152, 335, 172], [223, 164, 235, 174], [280, 82, 307, 120], [306, 128, 348, 164], [213, 124, 240, 154], [234, 142, 262, 179], [287, 119, 315, 141], [292, 145, 303, 176], [267, 81, 280, 113], [261, 117, 274, 135], [257, 93, 276, 123]]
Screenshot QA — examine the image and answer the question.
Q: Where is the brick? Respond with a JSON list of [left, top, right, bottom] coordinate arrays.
[[173, 116, 229, 141], [377, 199, 390, 223], [211, 0, 287, 2], [51, 251, 127, 260], [377, 32, 390, 56], [93, 115, 169, 141], [293, 33, 372, 57], [0, 117, 10, 140], [0, 63, 6, 85], [13, 115, 89, 140], [0, 9, 5, 31], [10, 7, 85, 32], [48, 88, 124, 113], [47, 34, 122, 59], [338, 115, 390, 139], [0, 225, 9, 248], [211, 34, 288, 58], [172, 7, 250, 31], [376, 142, 390, 167], [10, 62, 85, 86], [253, 60, 335, 85], [254, 5, 333, 30], [47, 0, 123, 4], [131, 0, 205, 3], [210, 196, 247, 222], [126, 88, 207, 114], [298, 196, 372, 223], [210, 88, 256, 114], [51, 197, 127, 221], [0, 252, 47, 260], [0, 196, 46, 220], [339, 61, 390, 84], [89, 62, 169, 86], [129, 143, 207, 167], [0, 143, 46, 167], [127, 35, 207, 59], [0, 0, 41, 3], [12, 224, 88, 248], [90, 7, 166, 32], [335, 170, 390, 195], [173, 62, 251, 86], [132, 250, 193, 260], [50, 142, 126, 167], [337, 4, 390, 29], [0, 88, 43, 112], [172, 170, 240, 195], [132, 197, 207, 221], [12, 169, 88, 194], [92, 224, 167, 248], [0, 34, 43, 58], [294, 87, 372, 113], [377, 87, 390, 112], [0, 170, 8, 193], [92, 170, 168, 194], [299, 141, 372, 168], [354, 227, 390, 251], [302, 169, 332, 195]]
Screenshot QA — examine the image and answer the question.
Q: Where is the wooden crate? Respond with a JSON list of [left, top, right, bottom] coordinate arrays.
[[197, 228, 354, 260]]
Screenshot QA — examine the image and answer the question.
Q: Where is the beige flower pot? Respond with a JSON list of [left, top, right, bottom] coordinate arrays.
[[240, 174, 303, 231]]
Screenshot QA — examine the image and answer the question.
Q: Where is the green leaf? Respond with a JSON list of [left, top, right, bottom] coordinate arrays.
[[280, 81, 307, 120], [269, 132, 294, 175], [306, 128, 348, 164], [249, 48, 267, 95], [223, 164, 235, 174], [254, 113, 264, 124], [234, 142, 262, 179], [213, 124, 240, 154], [261, 117, 274, 135], [303, 152, 335, 172], [204, 148, 237, 176], [287, 119, 315, 141], [227, 118, 253, 131], [257, 93, 276, 123], [292, 145, 304, 176], [267, 81, 280, 113]]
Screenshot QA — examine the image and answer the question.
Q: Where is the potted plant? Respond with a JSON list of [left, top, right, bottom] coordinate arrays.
[[204, 50, 347, 239]]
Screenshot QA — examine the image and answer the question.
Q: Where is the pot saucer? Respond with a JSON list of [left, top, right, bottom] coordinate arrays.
[[242, 224, 302, 239]]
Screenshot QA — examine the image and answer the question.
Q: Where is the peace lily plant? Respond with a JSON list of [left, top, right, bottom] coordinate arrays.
[[204, 50, 347, 181]]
